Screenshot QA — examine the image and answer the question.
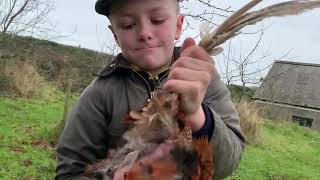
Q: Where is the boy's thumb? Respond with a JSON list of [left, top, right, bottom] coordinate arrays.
[[181, 37, 196, 52]]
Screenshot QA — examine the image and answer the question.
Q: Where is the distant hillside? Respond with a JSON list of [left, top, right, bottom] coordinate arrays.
[[0, 34, 113, 96]]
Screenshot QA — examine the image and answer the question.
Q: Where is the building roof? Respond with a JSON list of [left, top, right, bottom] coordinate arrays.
[[253, 60, 320, 109]]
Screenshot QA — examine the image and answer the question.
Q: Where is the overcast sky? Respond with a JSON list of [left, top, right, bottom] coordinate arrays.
[[49, 0, 320, 81]]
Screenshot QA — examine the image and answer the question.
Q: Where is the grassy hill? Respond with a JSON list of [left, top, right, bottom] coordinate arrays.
[[0, 92, 319, 179], [0, 34, 113, 97]]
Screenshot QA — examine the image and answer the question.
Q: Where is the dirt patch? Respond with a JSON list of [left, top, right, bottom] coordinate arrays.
[[21, 176, 33, 180], [10, 146, 26, 154], [22, 158, 33, 166], [32, 139, 52, 150], [24, 125, 37, 134]]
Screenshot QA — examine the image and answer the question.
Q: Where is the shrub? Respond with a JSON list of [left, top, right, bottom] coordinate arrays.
[[237, 99, 263, 145], [0, 60, 18, 96], [0, 73, 16, 96], [228, 84, 256, 103], [3, 61, 49, 98]]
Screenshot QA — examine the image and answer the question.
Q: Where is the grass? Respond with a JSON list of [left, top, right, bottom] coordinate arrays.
[[0, 93, 320, 179], [233, 120, 320, 180], [0, 90, 65, 179]]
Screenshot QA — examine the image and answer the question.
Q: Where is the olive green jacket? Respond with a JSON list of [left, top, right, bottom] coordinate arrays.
[[55, 51, 245, 180]]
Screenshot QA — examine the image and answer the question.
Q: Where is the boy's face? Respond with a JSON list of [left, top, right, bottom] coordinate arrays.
[[109, 0, 183, 74]]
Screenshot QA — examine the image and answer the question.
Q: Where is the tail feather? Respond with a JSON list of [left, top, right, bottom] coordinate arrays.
[[193, 137, 214, 180], [200, 0, 320, 55], [229, 1, 320, 35]]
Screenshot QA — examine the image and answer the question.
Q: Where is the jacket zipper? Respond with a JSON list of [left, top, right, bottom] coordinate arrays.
[[131, 68, 170, 99], [131, 69, 154, 99]]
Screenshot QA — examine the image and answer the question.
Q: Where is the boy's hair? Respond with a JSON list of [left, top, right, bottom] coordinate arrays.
[[95, 0, 182, 17]]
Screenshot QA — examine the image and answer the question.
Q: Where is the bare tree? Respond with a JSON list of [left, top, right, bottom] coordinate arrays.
[[176, 1, 233, 42], [180, 1, 276, 87], [95, 26, 119, 68], [218, 30, 273, 86], [218, 30, 294, 87], [180, 0, 317, 88], [0, 0, 54, 37], [218, 40, 234, 86], [181, 0, 233, 26], [178, 1, 272, 86]]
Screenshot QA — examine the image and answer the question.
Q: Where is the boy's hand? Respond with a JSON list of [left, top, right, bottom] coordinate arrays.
[[163, 37, 216, 131]]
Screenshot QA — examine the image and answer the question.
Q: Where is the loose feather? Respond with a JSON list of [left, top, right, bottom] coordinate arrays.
[[200, 0, 320, 55]]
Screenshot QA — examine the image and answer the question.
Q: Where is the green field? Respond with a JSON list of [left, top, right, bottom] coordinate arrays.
[[0, 91, 64, 179], [0, 93, 319, 179], [234, 120, 320, 179]]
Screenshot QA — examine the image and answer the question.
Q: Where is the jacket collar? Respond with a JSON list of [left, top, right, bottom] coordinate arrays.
[[96, 53, 130, 77], [97, 47, 181, 77]]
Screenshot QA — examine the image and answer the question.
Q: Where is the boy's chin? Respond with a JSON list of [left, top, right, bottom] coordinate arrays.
[[131, 58, 169, 71], [133, 61, 169, 74], [138, 63, 166, 72]]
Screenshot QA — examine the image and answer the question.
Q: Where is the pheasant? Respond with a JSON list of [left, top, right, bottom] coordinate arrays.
[[84, 1, 320, 179], [85, 90, 214, 180], [121, 90, 214, 180]]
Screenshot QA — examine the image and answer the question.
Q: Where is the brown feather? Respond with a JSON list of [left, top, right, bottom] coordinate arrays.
[[230, 1, 320, 32], [193, 137, 214, 180], [200, 0, 320, 55]]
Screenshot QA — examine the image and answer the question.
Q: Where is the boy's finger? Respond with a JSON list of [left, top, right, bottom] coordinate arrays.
[[168, 67, 212, 82], [180, 38, 213, 64], [181, 37, 196, 52]]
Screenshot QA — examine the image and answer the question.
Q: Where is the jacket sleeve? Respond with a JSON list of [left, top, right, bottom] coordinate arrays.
[[55, 79, 109, 180], [204, 75, 246, 180], [192, 103, 214, 139]]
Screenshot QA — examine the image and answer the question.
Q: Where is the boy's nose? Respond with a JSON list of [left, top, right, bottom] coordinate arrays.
[[137, 23, 153, 41]]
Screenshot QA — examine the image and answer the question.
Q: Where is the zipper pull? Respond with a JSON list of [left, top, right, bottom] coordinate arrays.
[[146, 91, 154, 104], [150, 91, 155, 99]]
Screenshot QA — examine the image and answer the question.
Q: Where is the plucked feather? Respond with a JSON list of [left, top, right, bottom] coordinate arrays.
[[200, 0, 320, 55]]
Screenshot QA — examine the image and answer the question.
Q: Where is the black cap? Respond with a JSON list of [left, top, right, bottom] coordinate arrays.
[[95, 0, 183, 17], [95, 0, 112, 17]]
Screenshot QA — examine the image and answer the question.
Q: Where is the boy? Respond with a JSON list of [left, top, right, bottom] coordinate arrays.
[[55, 0, 245, 179]]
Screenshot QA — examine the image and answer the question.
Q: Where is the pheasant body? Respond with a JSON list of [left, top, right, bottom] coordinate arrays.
[[85, 90, 214, 179]]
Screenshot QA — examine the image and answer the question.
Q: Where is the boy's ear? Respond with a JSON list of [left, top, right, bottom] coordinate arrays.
[[175, 15, 184, 40], [108, 25, 119, 45]]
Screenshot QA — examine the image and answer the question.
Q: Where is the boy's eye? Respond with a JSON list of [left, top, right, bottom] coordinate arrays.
[[121, 23, 135, 30], [151, 19, 166, 25]]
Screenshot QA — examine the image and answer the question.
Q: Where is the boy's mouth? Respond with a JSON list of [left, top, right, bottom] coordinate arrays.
[[136, 45, 160, 50]]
